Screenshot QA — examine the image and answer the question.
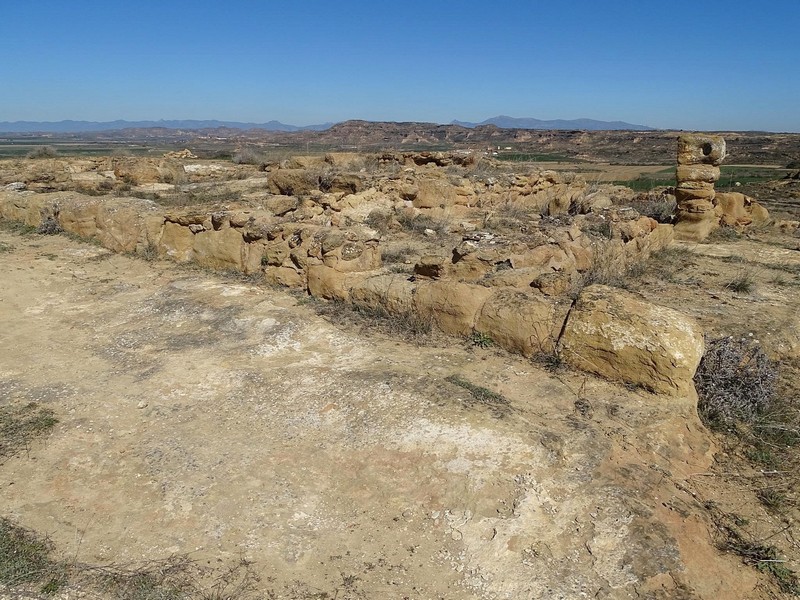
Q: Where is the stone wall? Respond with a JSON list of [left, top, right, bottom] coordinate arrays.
[[0, 183, 703, 398]]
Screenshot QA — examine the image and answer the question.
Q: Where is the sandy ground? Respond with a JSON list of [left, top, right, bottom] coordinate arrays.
[[0, 231, 767, 599]]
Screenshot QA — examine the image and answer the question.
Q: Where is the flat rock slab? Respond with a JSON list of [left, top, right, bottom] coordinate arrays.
[[0, 232, 759, 599]]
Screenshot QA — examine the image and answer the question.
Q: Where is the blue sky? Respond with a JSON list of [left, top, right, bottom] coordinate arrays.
[[1, 1, 798, 131]]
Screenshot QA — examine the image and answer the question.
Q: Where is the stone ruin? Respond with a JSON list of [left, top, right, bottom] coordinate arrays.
[[673, 133, 769, 241], [2, 144, 754, 396]]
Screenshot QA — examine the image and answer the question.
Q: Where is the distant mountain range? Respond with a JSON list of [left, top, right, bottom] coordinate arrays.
[[0, 115, 654, 134], [0, 119, 335, 133], [451, 115, 655, 131]]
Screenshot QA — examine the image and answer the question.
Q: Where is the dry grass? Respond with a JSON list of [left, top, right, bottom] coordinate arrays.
[[0, 402, 57, 463], [306, 297, 435, 342]]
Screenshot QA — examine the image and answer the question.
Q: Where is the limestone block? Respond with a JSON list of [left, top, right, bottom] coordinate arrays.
[[350, 274, 416, 315], [113, 158, 162, 184], [266, 169, 319, 196], [263, 195, 298, 216], [192, 227, 244, 270], [511, 245, 573, 271], [263, 241, 289, 266], [56, 198, 98, 238], [307, 265, 369, 301], [676, 134, 727, 166], [328, 173, 365, 195], [673, 217, 719, 242], [414, 255, 449, 279], [264, 265, 305, 289], [677, 199, 716, 214], [139, 215, 166, 253], [413, 177, 457, 209], [322, 242, 381, 272], [676, 164, 721, 183], [676, 180, 717, 192], [615, 216, 657, 243], [164, 212, 206, 226], [0, 191, 48, 226], [476, 289, 570, 355], [94, 203, 144, 253], [413, 281, 493, 336], [560, 285, 704, 395], [243, 239, 268, 275], [159, 221, 195, 262], [481, 266, 550, 288], [675, 187, 716, 203], [531, 271, 577, 297]]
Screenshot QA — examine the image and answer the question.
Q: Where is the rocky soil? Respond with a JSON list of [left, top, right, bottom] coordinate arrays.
[[1, 145, 800, 599], [0, 229, 768, 599]]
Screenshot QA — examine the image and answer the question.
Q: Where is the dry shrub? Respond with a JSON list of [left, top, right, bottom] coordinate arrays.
[[232, 148, 265, 166], [627, 191, 676, 223], [695, 336, 777, 429], [26, 146, 58, 159], [396, 213, 450, 235]]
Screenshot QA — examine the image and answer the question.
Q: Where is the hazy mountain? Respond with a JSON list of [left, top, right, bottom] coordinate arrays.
[[0, 119, 335, 133], [0, 115, 655, 135], [451, 115, 655, 131]]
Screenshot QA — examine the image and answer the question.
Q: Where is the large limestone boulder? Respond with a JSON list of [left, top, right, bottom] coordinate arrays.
[[413, 176, 459, 209], [714, 192, 770, 229], [560, 285, 704, 396]]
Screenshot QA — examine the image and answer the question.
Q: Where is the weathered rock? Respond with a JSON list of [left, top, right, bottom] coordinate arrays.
[[113, 158, 163, 184], [266, 169, 320, 196], [413, 177, 458, 209], [414, 255, 448, 279], [532, 271, 577, 296], [159, 221, 195, 262], [676, 164, 721, 183], [350, 274, 416, 315], [559, 285, 704, 395], [163, 149, 197, 159], [326, 173, 365, 195], [715, 192, 770, 229], [264, 265, 305, 288], [475, 289, 570, 355], [674, 135, 726, 241], [676, 134, 726, 166], [307, 265, 369, 301], [192, 227, 245, 270], [413, 281, 493, 336], [263, 195, 298, 216], [673, 217, 720, 242]]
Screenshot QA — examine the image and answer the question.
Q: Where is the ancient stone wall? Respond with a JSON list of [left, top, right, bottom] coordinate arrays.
[[0, 187, 703, 397]]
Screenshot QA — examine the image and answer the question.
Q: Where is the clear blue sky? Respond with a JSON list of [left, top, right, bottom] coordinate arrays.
[[1, 1, 798, 131]]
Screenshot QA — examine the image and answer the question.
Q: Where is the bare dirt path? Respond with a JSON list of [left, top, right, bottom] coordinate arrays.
[[0, 232, 763, 599]]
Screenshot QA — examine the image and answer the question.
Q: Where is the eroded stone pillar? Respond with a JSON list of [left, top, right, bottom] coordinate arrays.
[[673, 134, 726, 241]]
